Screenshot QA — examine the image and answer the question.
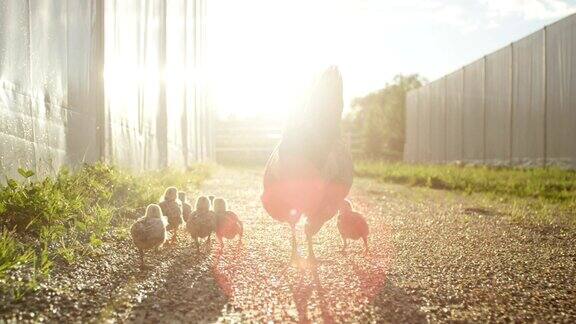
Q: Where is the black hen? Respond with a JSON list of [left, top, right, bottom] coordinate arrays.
[[262, 66, 353, 262]]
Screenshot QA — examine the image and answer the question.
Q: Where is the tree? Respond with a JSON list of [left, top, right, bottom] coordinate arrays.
[[347, 74, 425, 160]]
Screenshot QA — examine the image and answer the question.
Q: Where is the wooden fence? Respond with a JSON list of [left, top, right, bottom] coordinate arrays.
[[214, 120, 363, 164]]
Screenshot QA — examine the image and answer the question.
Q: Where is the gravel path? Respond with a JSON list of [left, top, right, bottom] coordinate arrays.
[[2, 167, 575, 323]]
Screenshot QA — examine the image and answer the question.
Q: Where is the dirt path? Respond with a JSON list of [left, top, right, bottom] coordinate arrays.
[[2, 167, 575, 322]]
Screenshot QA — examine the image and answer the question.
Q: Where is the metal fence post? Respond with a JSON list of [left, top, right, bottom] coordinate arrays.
[[482, 55, 487, 163], [444, 76, 448, 163], [461, 67, 465, 162], [543, 26, 548, 167], [509, 43, 514, 166]]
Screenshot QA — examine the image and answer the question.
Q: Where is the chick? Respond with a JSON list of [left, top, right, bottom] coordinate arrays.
[[213, 198, 243, 250], [186, 196, 216, 253], [159, 187, 183, 245], [179, 191, 193, 223], [337, 200, 369, 254], [131, 204, 167, 268]]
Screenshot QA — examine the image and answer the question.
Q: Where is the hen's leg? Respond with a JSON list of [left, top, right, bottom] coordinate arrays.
[[306, 231, 316, 263], [362, 236, 369, 255], [290, 223, 299, 263]]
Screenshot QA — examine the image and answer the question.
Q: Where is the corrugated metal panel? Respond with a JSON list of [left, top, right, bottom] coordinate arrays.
[[166, 0, 187, 167], [546, 15, 576, 168], [0, 0, 102, 180], [0, 0, 36, 177], [512, 30, 545, 166], [485, 46, 512, 165], [103, 0, 209, 170], [0, 0, 209, 181], [445, 69, 464, 162], [429, 78, 446, 163], [463, 58, 485, 163]]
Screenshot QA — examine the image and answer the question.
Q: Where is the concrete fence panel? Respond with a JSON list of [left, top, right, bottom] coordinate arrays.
[[546, 15, 576, 168], [445, 69, 464, 162], [405, 13, 576, 169], [417, 86, 431, 162], [404, 91, 419, 162], [485, 46, 512, 165], [511, 30, 545, 166], [429, 78, 447, 163], [462, 58, 485, 164]]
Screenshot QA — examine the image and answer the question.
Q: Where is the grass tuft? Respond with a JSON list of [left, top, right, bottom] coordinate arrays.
[[0, 162, 213, 300], [355, 161, 576, 226]]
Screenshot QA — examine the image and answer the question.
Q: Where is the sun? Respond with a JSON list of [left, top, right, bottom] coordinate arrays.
[[205, 0, 345, 120]]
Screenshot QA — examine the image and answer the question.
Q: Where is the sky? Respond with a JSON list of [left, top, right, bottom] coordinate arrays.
[[206, 0, 576, 119]]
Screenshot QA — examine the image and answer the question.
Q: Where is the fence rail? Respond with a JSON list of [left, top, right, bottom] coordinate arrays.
[[405, 13, 576, 169], [214, 121, 363, 163]]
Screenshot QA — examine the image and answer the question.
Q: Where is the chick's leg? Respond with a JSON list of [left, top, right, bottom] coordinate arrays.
[[171, 229, 178, 244], [138, 249, 145, 268], [362, 236, 369, 256], [238, 222, 244, 246], [217, 235, 223, 251], [342, 237, 348, 253], [193, 236, 200, 254]]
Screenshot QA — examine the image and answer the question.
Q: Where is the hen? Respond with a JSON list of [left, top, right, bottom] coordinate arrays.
[[186, 196, 216, 253], [213, 198, 243, 249], [131, 204, 167, 267], [337, 199, 369, 254], [262, 66, 353, 262], [159, 187, 183, 245]]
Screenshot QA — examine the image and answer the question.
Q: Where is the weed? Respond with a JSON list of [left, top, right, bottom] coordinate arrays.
[[0, 162, 213, 300], [355, 161, 576, 225]]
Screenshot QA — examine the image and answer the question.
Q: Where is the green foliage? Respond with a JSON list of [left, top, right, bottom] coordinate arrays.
[[355, 161, 576, 225], [347, 74, 425, 159], [0, 162, 213, 300]]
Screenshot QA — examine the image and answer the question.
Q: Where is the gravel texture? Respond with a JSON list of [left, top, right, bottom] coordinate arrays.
[[1, 167, 575, 323]]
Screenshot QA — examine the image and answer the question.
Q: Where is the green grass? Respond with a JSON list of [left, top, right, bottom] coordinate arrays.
[[0, 162, 213, 301], [355, 161, 576, 225]]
